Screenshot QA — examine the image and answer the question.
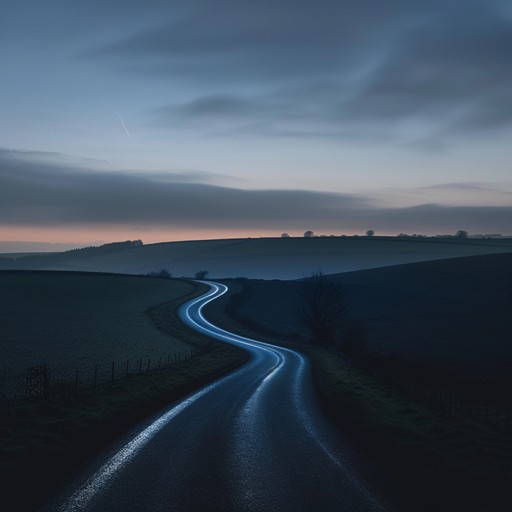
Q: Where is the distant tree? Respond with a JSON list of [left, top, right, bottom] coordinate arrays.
[[304, 230, 314, 238], [366, 230, 375, 237], [281, 233, 290, 238], [455, 230, 469, 239], [297, 271, 348, 346], [195, 270, 209, 279]]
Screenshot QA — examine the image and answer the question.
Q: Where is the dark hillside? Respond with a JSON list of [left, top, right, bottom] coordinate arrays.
[[226, 252, 512, 377], [1, 236, 512, 279]]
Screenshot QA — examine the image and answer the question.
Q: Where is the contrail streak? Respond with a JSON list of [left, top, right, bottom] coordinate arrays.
[[117, 113, 130, 137]]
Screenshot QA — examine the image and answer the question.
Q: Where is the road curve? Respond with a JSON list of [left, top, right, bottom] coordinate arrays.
[[41, 282, 390, 512]]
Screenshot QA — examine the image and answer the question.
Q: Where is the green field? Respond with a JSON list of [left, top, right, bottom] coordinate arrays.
[[0, 271, 248, 511], [223, 252, 512, 378], [0, 272, 195, 384], [203, 254, 512, 511]]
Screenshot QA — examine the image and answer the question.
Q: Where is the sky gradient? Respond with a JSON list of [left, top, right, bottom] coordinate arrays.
[[1, 0, 511, 247]]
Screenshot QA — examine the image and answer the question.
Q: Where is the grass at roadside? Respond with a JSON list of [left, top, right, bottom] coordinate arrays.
[[203, 282, 512, 512], [0, 279, 249, 512]]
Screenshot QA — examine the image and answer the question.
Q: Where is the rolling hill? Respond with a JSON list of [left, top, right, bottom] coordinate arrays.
[[1, 236, 512, 279], [223, 251, 512, 377]]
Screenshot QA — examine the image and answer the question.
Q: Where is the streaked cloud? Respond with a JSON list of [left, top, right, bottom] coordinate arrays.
[[86, 0, 512, 142]]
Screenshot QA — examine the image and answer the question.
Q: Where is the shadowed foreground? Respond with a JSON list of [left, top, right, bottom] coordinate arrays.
[[40, 283, 392, 512]]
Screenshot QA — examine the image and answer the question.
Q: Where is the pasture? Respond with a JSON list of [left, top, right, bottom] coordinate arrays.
[[0, 272, 195, 383], [223, 252, 512, 377], [1, 236, 512, 279]]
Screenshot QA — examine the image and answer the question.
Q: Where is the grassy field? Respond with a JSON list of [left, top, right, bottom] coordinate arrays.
[[2, 236, 512, 279], [225, 252, 512, 378], [203, 260, 512, 512], [0, 272, 249, 511], [0, 272, 195, 382]]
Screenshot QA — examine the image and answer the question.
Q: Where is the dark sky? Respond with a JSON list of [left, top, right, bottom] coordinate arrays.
[[1, 0, 511, 244]]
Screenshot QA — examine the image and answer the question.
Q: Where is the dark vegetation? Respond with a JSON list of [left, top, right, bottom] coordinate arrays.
[[205, 253, 512, 511], [146, 268, 172, 278], [296, 271, 348, 346], [0, 273, 248, 512], [0, 240, 143, 270]]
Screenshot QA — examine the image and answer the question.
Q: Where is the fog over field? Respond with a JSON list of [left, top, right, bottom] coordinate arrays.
[[1, 236, 512, 280]]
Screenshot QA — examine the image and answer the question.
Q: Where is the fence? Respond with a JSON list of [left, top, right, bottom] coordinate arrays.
[[0, 344, 214, 403]]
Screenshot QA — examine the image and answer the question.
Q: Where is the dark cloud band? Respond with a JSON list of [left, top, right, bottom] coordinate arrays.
[[1, 150, 510, 234]]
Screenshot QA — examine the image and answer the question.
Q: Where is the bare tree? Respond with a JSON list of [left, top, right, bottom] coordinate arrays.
[[297, 271, 348, 346]]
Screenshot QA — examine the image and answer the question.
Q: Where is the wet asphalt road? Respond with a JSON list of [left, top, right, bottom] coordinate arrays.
[[40, 282, 390, 512]]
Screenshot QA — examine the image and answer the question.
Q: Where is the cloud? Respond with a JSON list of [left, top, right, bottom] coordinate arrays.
[[0, 150, 364, 228], [1, 150, 511, 234], [84, 0, 512, 142]]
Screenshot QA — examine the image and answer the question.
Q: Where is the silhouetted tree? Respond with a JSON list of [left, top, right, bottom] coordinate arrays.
[[455, 230, 469, 239], [297, 271, 348, 346], [195, 270, 208, 279], [366, 230, 375, 237], [281, 233, 290, 238], [304, 230, 314, 238]]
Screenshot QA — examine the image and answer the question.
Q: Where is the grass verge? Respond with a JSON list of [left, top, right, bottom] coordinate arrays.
[[0, 280, 249, 512], [204, 281, 512, 512]]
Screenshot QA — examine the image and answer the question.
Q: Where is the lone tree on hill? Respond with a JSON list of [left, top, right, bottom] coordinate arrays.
[[304, 230, 314, 238], [297, 271, 348, 346], [366, 230, 375, 237]]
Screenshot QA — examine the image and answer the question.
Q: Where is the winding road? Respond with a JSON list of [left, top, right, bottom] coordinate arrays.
[[42, 282, 390, 512]]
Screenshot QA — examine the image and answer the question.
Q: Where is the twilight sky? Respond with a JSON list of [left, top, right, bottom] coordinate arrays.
[[1, 0, 511, 247]]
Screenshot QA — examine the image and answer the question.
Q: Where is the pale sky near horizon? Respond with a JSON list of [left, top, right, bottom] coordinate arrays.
[[1, 0, 512, 247]]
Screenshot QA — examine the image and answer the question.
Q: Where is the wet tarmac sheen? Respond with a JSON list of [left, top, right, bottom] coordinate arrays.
[[41, 282, 390, 512]]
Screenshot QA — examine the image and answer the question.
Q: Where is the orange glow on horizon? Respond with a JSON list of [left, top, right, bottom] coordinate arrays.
[[0, 225, 296, 246], [0, 225, 401, 248]]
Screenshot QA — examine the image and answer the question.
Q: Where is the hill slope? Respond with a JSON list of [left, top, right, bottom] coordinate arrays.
[[225, 252, 512, 377], [0, 273, 195, 383], [1, 236, 512, 279]]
